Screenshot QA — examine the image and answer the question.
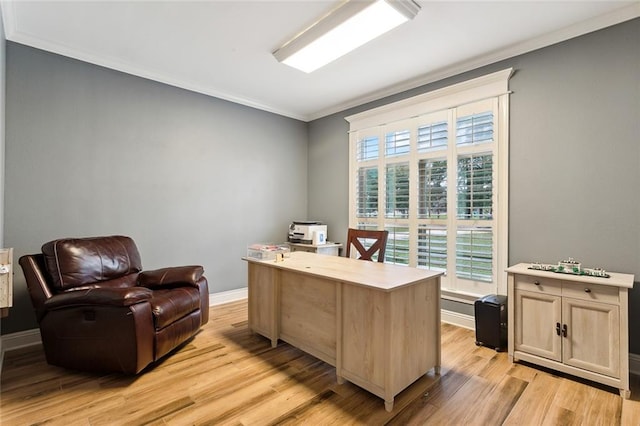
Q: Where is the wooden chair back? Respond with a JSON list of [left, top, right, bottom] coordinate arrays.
[[345, 228, 389, 262]]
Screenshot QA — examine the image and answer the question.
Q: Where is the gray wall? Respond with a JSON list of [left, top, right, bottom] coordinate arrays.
[[308, 19, 640, 350], [2, 43, 308, 335]]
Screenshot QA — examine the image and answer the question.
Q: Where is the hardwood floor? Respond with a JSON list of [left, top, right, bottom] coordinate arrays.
[[2, 299, 640, 425]]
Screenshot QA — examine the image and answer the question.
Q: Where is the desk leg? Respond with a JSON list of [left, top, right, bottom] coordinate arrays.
[[435, 278, 442, 377], [385, 399, 394, 412], [271, 268, 281, 349], [335, 282, 344, 386]]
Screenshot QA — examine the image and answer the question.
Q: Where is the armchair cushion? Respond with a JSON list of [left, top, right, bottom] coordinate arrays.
[[150, 287, 202, 329], [42, 235, 142, 291], [44, 286, 153, 310], [138, 265, 204, 288]]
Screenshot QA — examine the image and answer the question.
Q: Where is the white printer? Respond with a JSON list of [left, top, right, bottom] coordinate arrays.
[[288, 221, 327, 244]]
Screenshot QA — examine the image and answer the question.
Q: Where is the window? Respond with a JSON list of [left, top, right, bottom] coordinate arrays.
[[347, 69, 512, 298], [418, 225, 447, 272], [356, 166, 378, 217], [385, 162, 409, 218], [418, 158, 447, 219], [456, 154, 493, 220], [386, 130, 410, 157], [417, 121, 448, 152]]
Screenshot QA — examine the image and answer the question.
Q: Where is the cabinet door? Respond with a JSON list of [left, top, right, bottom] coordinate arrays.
[[562, 297, 620, 378], [514, 290, 562, 361]]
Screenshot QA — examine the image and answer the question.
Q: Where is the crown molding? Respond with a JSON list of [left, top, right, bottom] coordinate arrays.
[[308, 2, 640, 121], [0, 2, 307, 121], [2, 2, 638, 123]]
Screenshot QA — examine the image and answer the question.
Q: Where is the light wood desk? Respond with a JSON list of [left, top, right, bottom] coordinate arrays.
[[244, 251, 442, 411]]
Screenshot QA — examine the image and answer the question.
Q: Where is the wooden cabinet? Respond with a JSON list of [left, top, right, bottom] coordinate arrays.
[[507, 263, 634, 398]]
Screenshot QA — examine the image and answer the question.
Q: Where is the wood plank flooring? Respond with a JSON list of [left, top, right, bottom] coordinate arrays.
[[2, 299, 640, 425]]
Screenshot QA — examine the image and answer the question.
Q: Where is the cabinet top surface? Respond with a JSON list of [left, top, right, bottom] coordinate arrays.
[[244, 251, 442, 291], [287, 242, 343, 248], [506, 263, 634, 288]]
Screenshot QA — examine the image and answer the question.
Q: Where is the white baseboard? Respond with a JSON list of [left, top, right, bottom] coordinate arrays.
[[209, 287, 248, 306], [1, 327, 42, 352], [441, 309, 475, 330], [1, 327, 42, 370]]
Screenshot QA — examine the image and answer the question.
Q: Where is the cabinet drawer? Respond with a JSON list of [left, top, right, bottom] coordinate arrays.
[[562, 282, 619, 304], [290, 245, 313, 253], [514, 274, 561, 295]]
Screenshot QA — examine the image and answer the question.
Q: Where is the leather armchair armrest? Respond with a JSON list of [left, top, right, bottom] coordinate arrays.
[[44, 287, 153, 310], [138, 265, 204, 288]]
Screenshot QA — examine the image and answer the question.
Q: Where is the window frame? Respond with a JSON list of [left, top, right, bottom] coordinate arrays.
[[346, 69, 512, 300]]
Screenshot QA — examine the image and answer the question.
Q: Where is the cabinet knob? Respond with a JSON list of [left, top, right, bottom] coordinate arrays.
[[562, 324, 568, 338], [534, 281, 540, 286], [584, 288, 591, 293], [556, 322, 561, 336]]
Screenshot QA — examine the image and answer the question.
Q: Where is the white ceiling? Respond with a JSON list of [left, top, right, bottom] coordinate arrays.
[[2, 1, 639, 121]]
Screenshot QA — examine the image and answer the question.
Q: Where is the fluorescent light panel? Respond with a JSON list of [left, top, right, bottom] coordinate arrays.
[[274, 0, 420, 73]]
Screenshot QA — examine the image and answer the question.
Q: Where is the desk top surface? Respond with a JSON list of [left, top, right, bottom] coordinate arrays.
[[244, 251, 442, 291]]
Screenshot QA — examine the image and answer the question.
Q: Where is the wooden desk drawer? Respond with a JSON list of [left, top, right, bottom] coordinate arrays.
[[562, 282, 619, 304], [514, 274, 561, 295]]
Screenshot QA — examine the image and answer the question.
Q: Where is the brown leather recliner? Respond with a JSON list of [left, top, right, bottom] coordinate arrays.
[[19, 235, 209, 374]]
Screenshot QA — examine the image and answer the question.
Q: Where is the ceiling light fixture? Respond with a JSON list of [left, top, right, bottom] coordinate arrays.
[[273, 0, 421, 73]]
